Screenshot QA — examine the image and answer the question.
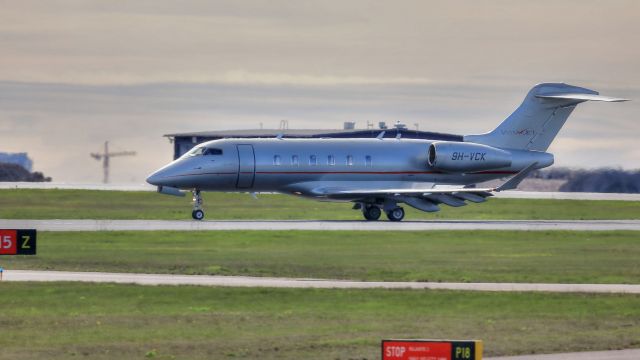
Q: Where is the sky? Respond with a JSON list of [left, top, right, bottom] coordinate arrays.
[[0, 0, 638, 183]]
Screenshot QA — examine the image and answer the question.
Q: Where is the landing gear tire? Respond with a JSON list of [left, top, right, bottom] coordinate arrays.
[[363, 205, 381, 221], [191, 189, 204, 220], [192, 209, 205, 220], [386, 207, 405, 222]]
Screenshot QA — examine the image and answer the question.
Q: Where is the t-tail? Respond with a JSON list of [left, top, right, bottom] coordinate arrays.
[[464, 83, 628, 151]]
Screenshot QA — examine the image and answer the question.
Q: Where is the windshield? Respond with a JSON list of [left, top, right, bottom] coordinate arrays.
[[185, 146, 205, 157], [182, 146, 223, 158]]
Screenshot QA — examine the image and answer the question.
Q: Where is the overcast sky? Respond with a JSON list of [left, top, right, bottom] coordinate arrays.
[[0, 1, 638, 183]]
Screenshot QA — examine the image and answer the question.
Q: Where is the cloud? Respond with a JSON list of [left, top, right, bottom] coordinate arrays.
[[0, 1, 637, 182], [0, 79, 636, 183]]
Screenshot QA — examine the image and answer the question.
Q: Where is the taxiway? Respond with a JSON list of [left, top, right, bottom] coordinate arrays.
[[4, 270, 640, 294], [2, 219, 639, 231]]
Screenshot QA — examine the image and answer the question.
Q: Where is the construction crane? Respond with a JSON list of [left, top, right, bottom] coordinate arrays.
[[90, 141, 136, 183]]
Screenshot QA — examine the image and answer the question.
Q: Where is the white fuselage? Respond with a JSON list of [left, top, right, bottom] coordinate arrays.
[[146, 137, 552, 200]]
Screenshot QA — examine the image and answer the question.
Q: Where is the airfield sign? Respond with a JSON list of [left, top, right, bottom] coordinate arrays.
[[0, 229, 37, 255], [382, 339, 482, 360]]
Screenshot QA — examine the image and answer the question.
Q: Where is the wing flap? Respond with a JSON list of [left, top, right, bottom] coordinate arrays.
[[426, 193, 467, 207], [452, 191, 488, 203]]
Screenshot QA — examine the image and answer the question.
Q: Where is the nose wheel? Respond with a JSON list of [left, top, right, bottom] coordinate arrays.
[[191, 189, 204, 220], [192, 209, 205, 220]]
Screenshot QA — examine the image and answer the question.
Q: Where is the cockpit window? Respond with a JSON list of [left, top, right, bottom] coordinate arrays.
[[203, 148, 223, 155], [184, 146, 223, 157], [186, 146, 205, 157]]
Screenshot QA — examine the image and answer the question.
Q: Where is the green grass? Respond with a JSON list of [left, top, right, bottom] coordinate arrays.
[[3, 231, 640, 284], [0, 283, 638, 359], [0, 189, 639, 220]]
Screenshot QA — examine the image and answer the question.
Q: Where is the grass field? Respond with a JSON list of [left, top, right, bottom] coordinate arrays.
[[1, 189, 639, 220], [1, 283, 638, 359], [3, 231, 640, 283]]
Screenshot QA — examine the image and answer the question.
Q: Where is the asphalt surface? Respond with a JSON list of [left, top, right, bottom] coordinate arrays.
[[487, 349, 640, 360], [2, 182, 640, 201], [5, 270, 640, 294], [2, 219, 639, 231]]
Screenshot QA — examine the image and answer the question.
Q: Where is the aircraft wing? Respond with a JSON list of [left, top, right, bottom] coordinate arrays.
[[317, 186, 494, 211], [316, 162, 539, 211], [332, 187, 495, 196]]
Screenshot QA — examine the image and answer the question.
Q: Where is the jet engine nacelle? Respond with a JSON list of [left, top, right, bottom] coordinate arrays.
[[428, 141, 512, 172]]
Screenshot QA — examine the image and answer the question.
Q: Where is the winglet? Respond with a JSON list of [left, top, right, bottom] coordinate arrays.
[[495, 162, 538, 192], [376, 131, 386, 140]]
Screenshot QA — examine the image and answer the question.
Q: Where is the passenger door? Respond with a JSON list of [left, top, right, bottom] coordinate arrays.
[[236, 144, 255, 188]]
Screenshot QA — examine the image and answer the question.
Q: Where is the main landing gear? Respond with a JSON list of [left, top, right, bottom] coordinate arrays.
[[191, 189, 204, 220], [385, 207, 405, 222], [362, 204, 381, 221], [359, 203, 405, 222]]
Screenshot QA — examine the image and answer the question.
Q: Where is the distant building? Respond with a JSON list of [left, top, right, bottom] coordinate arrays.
[[0, 152, 33, 171], [164, 122, 462, 159]]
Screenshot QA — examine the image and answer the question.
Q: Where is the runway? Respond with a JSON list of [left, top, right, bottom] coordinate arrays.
[[4, 270, 640, 294], [2, 219, 640, 231], [2, 182, 640, 201]]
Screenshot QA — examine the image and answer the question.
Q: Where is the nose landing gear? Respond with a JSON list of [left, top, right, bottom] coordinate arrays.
[[191, 189, 204, 220]]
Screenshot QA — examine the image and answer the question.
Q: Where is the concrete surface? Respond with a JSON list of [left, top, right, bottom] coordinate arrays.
[[2, 219, 640, 231], [4, 270, 640, 294]]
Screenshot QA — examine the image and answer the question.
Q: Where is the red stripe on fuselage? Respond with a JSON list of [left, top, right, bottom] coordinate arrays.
[[255, 170, 517, 175], [164, 170, 517, 177]]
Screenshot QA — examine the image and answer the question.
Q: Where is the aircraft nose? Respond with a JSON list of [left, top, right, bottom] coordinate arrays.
[[146, 166, 174, 186], [146, 171, 164, 186]]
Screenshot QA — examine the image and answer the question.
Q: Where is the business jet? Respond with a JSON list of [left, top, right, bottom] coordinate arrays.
[[147, 83, 627, 221]]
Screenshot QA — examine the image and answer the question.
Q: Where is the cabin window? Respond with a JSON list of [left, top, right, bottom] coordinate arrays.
[[365, 155, 372, 167], [273, 155, 281, 166], [328, 155, 335, 166], [291, 155, 299, 166], [309, 155, 317, 166], [203, 148, 223, 155], [346, 155, 353, 166]]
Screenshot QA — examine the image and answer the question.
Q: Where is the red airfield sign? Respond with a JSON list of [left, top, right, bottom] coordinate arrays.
[[0, 229, 37, 255], [382, 339, 482, 360]]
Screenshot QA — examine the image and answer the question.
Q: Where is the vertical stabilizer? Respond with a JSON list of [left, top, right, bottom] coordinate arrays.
[[464, 83, 627, 151]]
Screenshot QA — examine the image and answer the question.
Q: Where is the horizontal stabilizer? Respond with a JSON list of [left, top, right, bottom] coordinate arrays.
[[536, 93, 629, 102]]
